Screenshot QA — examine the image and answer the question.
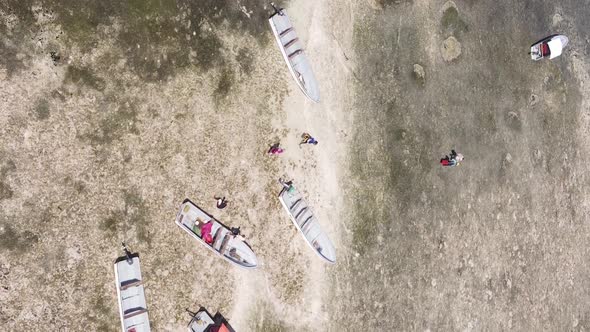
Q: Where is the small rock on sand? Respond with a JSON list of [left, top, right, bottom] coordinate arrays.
[[413, 64, 426, 85], [442, 36, 461, 61], [501, 153, 513, 170], [552, 13, 563, 27]]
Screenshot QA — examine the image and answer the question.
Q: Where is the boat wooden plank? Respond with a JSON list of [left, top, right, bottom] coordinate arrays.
[[283, 37, 299, 48], [279, 27, 293, 37], [124, 308, 148, 319]]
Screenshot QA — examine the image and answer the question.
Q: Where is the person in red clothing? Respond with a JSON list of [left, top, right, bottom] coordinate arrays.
[[440, 149, 464, 167]]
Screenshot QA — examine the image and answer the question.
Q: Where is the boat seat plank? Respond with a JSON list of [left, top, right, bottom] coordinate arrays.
[[300, 215, 313, 230], [295, 207, 308, 219], [124, 308, 148, 319], [279, 27, 293, 37], [290, 198, 302, 210], [288, 49, 303, 60], [120, 279, 142, 291], [283, 38, 299, 49]]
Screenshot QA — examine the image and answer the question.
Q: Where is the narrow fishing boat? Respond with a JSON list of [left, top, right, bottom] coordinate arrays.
[[269, 3, 320, 103], [277, 179, 336, 263], [186, 307, 235, 332], [530, 34, 569, 61], [114, 244, 151, 332], [175, 198, 258, 269]]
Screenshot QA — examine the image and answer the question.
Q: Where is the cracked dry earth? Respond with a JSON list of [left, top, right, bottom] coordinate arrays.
[[2, 0, 590, 331]]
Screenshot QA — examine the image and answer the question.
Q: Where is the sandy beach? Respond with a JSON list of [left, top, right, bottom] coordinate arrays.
[[0, 0, 352, 330], [1, 0, 590, 331]]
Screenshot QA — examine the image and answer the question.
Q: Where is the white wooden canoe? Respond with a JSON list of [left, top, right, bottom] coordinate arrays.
[[114, 248, 151, 332], [175, 199, 258, 269], [278, 184, 336, 263], [530, 34, 569, 60], [269, 7, 320, 103]]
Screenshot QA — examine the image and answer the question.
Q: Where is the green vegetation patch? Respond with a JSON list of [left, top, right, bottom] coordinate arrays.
[[101, 190, 151, 243], [374, 0, 414, 9], [0, 159, 16, 200], [123, 190, 151, 243], [0, 182, 13, 200], [38, 0, 284, 80], [214, 68, 235, 101], [64, 66, 106, 91], [0, 1, 36, 77], [100, 212, 123, 234], [237, 47, 255, 75], [441, 6, 468, 35], [0, 224, 39, 254], [81, 100, 140, 147], [86, 286, 117, 331], [34, 99, 51, 120]]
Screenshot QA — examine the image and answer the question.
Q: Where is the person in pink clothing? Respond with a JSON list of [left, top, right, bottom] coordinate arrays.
[[200, 219, 213, 244], [268, 142, 284, 155]]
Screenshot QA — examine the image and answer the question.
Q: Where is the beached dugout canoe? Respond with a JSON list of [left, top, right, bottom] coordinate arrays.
[[269, 6, 320, 103], [114, 245, 151, 332], [278, 183, 336, 263], [175, 199, 258, 269]]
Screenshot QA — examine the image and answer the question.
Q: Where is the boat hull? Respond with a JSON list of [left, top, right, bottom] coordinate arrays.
[[530, 34, 568, 60], [269, 9, 320, 103], [114, 252, 151, 332], [175, 199, 258, 269], [278, 186, 336, 263]]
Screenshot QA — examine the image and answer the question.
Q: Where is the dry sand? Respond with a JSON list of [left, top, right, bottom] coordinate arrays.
[[0, 0, 353, 331], [2, 0, 590, 331]]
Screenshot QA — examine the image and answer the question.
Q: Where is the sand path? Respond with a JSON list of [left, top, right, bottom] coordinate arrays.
[[227, 0, 355, 330]]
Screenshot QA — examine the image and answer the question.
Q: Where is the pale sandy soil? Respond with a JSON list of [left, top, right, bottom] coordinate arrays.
[[2, 0, 590, 331], [330, 0, 590, 331], [0, 0, 351, 331]]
